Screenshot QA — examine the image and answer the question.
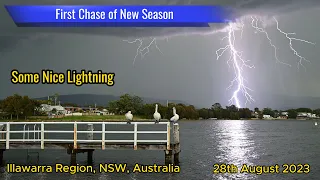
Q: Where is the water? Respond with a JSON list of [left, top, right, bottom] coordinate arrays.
[[0, 120, 319, 180]]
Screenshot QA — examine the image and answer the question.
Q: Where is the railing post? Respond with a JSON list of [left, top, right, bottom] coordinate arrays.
[[41, 122, 44, 149], [6, 122, 10, 149], [74, 122, 77, 149], [173, 123, 180, 145], [102, 122, 105, 150], [173, 123, 180, 165], [38, 127, 40, 140], [0, 124, 4, 140], [134, 123, 137, 150], [166, 122, 171, 150], [33, 124, 36, 142], [87, 124, 94, 165], [27, 126, 30, 140], [23, 124, 26, 142], [87, 124, 94, 140]]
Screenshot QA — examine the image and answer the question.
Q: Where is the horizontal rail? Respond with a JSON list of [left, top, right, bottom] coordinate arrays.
[[0, 139, 169, 142], [0, 121, 173, 150], [4, 130, 168, 134], [2, 122, 169, 125]]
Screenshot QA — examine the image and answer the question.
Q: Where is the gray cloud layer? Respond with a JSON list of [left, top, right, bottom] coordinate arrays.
[[1, 1, 320, 109], [1, 0, 320, 38]]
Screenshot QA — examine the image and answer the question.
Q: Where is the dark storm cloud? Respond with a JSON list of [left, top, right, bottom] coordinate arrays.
[[1, 0, 320, 39], [1, 0, 320, 109]]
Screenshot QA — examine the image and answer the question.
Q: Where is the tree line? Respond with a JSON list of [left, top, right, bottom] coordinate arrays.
[[1, 93, 320, 120], [101, 94, 320, 119], [0, 94, 43, 119]]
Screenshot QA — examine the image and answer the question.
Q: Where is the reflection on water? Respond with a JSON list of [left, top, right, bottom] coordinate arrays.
[[2, 170, 11, 180], [38, 173, 47, 180], [212, 120, 257, 180]]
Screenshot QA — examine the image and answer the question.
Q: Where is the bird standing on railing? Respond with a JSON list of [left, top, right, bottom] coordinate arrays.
[[125, 111, 133, 124], [153, 104, 161, 124], [170, 107, 179, 124]]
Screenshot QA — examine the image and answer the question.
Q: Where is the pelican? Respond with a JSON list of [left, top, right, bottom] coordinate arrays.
[[315, 122, 318, 126], [153, 104, 161, 124], [170, 107, 179, 124], [125, 111, 133, 124]]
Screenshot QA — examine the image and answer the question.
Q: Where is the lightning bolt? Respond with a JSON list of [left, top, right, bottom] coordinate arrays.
[[272, 17, 316, 71], [250, 16, 291, 67], [123, 37, 163, 65], [216, 23, 255, 108], [124, 17, 315, 108]]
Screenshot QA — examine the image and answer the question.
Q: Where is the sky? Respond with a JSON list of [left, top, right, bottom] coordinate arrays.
[[1, 0, 320, 109]]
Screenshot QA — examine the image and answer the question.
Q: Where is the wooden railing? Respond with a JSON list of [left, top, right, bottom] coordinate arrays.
[[0, 121, 171, 150]]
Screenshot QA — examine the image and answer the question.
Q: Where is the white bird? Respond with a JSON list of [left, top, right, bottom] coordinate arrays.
[[125, 111, 133, 124], [315, 122, 318, 126], [153, 104, 161, 124], [170, 107, 179, 124]]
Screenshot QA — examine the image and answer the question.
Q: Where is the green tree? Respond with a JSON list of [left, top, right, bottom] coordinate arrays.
[[262, 108, 275, 117], [198, 108, 209, 119], [273, 110, 279, 117], [227, 105, 238, 113], [38, 99, 50, 105], [296, 108, 312, 113], [158, 104, 170, 119], [107, 100, 118, 114], [1, 94, 41, 119], [22, 96, 40, 117], [230, 112, 240, 120], [132, 95, 144, 115], [106, 94, 144, 115], [51, 108, 57, 114], [212, 103, 222, 110], [212, 107, 223, 119], [61, 103, 78, 107], [142, 103, 156, 119], [185, 105, 199, 119], [221, 108, 230, 119], [287, 109, 297, 119], [176, 104, 187, 119], [2, 94, 23, 119], [313, 109, 320, 116], [238, 108, 252, 119]]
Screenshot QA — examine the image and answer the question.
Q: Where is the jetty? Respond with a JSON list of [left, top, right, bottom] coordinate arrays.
[[0, 121, 180, 165]]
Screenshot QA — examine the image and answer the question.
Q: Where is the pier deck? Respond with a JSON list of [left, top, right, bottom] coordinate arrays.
[[0, 121, 180, 165]]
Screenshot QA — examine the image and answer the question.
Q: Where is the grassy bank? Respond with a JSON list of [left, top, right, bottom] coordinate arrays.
[[0, 115, 148, 122]]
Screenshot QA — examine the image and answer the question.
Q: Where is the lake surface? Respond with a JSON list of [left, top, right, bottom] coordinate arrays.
[[0, 120, 319, 180]]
